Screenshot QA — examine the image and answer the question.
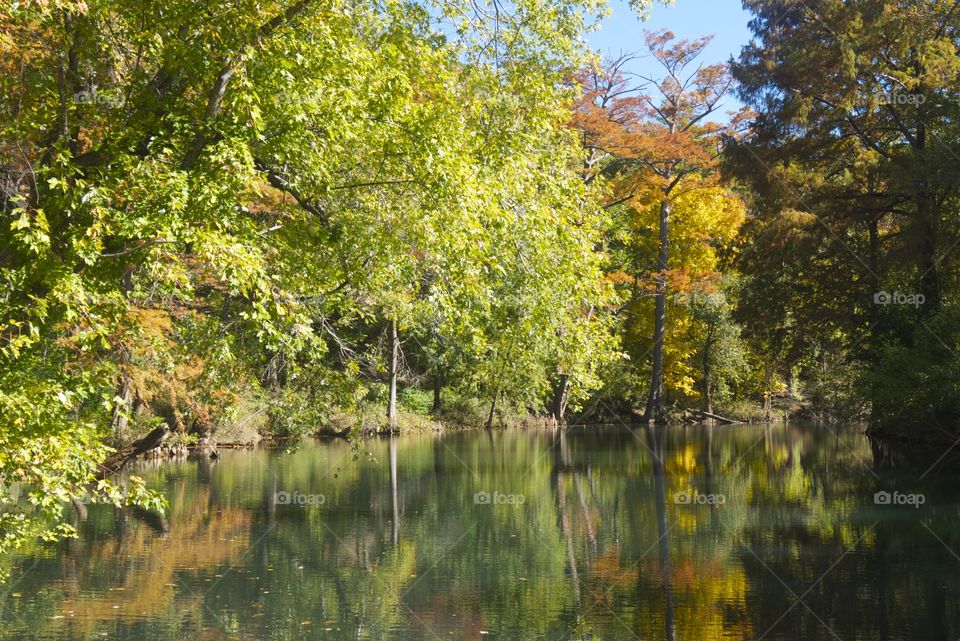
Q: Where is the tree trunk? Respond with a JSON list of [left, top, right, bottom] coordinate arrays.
[[111, 344, 133, 443], [702, 369, 712, 415], [387, 319, 399, 431], [868, 215, 881, 301], [702, 329, 714, 414], [910, 66, 940, 314], [432, 374, 442, 414], [551, 373, 570, 425], [644, 196, 671, 424], [762, 361, 773, 422], [485, 396, 497, 430], [916, 188, 940, 313], [261, 352, 287, 391], [111, 374, 134, 443]]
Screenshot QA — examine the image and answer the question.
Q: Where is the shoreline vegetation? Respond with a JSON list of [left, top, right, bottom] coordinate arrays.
[[126, 389, 835, 457], [4, 0, 960, 567]]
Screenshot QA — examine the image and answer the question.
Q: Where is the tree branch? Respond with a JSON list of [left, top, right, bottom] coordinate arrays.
[[256, 160, 329, 223], [181, 0, 315, 171]]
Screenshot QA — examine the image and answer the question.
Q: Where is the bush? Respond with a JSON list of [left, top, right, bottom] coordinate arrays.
[[863, 305, 960, 437], [399, 387, 434, 415]]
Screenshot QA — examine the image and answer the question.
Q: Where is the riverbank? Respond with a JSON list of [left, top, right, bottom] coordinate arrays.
[[125, 393, 562, 460], [123, 392, 812, 465]]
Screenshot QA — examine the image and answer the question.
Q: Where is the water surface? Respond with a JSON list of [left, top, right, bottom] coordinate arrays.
[[3, 424, 960, 640]]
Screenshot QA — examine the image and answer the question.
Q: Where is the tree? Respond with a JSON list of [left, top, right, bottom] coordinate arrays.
[[686, 282, 749, 414], [730, 0, 960, 429], [573, 33, 745, 422], [0, 0, 617, 558]]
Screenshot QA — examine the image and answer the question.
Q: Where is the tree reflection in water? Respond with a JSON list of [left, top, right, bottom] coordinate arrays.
[[3, 425, 960, 641]]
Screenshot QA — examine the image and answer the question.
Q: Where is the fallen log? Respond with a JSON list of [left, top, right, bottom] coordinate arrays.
[[691, 409, 740, 425], [97, 423, 170, 479]]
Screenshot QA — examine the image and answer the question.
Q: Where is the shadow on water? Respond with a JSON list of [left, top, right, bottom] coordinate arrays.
[[867, 429, 960, 474]]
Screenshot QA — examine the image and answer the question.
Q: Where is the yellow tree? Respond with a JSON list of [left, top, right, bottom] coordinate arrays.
[[573, 31, 747, 419]]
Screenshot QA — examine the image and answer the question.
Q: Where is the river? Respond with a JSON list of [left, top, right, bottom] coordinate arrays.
[[3, 424, 959, 640]]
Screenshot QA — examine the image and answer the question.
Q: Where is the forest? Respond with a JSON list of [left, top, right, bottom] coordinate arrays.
[[2, 0, 960, 572]]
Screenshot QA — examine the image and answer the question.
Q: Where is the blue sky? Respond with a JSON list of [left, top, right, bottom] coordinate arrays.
[[587, 0, 754, 112]]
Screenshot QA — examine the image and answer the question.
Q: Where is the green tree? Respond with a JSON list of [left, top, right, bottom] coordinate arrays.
[[730, 0, 960, 429], [0, 0, 617, 560]]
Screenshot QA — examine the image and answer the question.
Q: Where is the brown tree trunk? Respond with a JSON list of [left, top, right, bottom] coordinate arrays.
[[485, 396, 497, 430], [645, 196, 671, 424], [432, 374, 442, 414]]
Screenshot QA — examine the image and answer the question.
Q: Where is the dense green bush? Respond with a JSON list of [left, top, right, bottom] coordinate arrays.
[[863, 305, 960, 436]]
